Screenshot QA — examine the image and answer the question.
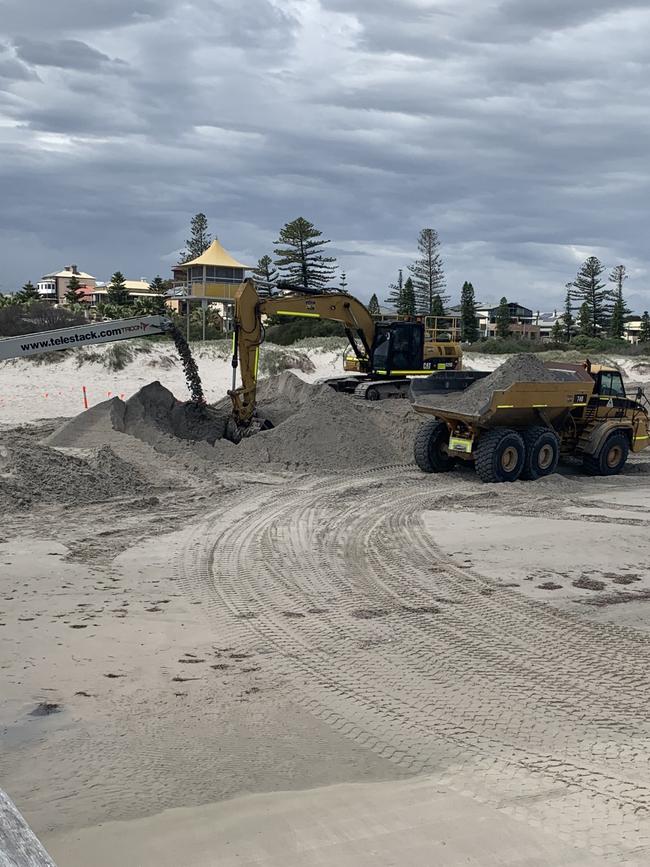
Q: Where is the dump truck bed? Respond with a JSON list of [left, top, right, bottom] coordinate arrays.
[[413, 378, 595, 429], [409, 370, 490, 396]]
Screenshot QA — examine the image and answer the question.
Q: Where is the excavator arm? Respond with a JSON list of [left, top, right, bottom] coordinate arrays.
[[227, 279, 376, 437]]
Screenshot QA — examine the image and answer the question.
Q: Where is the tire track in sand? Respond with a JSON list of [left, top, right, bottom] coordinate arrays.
[[177, 468, 650, 864]]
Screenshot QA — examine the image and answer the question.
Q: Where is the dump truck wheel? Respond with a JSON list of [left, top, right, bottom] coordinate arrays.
[[414, 420, 456, 473], [521, 426, 560, 480], [583, 432, 629, 476], [475, 428, 525, 483]]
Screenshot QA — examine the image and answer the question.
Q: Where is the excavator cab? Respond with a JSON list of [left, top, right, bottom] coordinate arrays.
[[369, 321, 429, 375]]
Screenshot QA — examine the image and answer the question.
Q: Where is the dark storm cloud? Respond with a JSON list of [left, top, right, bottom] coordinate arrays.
[[0, 0, 649, 308], [214, 0, 298, 45], [460, 0, 650, 43], [496, 0, 650, 31], [0, 55, 38, 84], [13, 38, 115, 71], [1, 0, 173, 33]]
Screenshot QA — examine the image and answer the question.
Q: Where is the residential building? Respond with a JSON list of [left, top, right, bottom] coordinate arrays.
[[92, 279, 155, 305], [172, 239, 250, 301], [475, 302, 542, 340], [624, 317, 645, 344], [37, 265, 96, 303], [536, 311, 564, 341], [171, 239, 251, 330]]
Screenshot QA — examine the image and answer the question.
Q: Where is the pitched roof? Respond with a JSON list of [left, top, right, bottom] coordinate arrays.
[[122, 280, 151, 292], [42, 268, 95, 280], [176, 239, 250, 270]]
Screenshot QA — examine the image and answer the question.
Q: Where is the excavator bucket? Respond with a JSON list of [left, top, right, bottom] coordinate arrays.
[[224, 414, 274, 444]]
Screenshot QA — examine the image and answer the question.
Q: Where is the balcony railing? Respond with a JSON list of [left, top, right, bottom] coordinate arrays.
[[172, 280, 241, 301]]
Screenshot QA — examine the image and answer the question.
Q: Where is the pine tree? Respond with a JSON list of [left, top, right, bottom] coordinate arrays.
[[64, 274, 85, 306], [640, 312, 650, 343], [149, 276, 171, 295], [563, 283, 574, 342], [367, 293, 380, 316], [578, 301, 592, 336], [408, 228, 447, 315], [571, 256, 611, 337], [15, 281, 40, 304], [274, 217, 337, 292], [608, 264, 630, 339], [495, 297, 511, 339], [142, 276, 170, 314], [106, 271, 130, 307], [385, 269, 403, 309], [430, 295, 445, 316], [609, 298, 626, 340], [550, 320, 565, 343], [253, 255, 278, 296], [460, 281, 479, 342], [339, 270, 349, 293], [180, 213, 211, 263], [401, 277, 416, 317]]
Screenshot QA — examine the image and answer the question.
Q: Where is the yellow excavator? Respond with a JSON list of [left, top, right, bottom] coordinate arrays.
[[226, 279, 462, 441]]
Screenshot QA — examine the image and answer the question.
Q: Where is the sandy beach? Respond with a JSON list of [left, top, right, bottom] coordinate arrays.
[[3, 346, 650, 865]]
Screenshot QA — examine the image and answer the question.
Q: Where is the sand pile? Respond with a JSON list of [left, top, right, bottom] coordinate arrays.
[[0, 439, 146, 510], [420, 354, 563, 416], [231, 382, 419, 470], [212, 371, 319, 428], [120, 381, 226, 444], [47, 382, 228, 449], [45, 372, 420, 473]]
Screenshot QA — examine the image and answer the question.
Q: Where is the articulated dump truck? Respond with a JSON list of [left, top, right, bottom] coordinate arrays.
[[411, 360, 650, 483]]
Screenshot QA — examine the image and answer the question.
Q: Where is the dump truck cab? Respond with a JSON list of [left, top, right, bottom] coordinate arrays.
[[591, 366, 626, 398]]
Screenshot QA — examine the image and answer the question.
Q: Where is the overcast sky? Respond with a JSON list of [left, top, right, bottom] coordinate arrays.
[[1, 0, 649, 309]]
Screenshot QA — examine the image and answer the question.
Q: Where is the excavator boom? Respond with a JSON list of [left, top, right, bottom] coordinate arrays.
[[227, 279, 376, 436], [227, 279, 463, 440]]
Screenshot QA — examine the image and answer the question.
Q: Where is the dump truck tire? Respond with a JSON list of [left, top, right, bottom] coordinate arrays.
[[475, 428, 525, 483], [414, 419, 456, 473], [521, 426, 560, 480], [583, 431, 629, 476]]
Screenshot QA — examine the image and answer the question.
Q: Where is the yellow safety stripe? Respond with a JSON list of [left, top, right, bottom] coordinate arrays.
[[254, 347, 259, 378], [231, 332, 236, 352], [635, 435, 650, 440], [532, 404, 548, 408], [375, 369, 447, 375], [275, 310, 321, 318], [497, 404, 514, 409]]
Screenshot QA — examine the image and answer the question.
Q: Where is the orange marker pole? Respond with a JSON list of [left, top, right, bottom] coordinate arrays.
[[82, 386, 88, 410]]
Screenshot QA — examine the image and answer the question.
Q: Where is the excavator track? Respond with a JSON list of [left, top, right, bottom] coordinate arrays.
[[316, 375, 411, 400], [352, 379, 411, 400]]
